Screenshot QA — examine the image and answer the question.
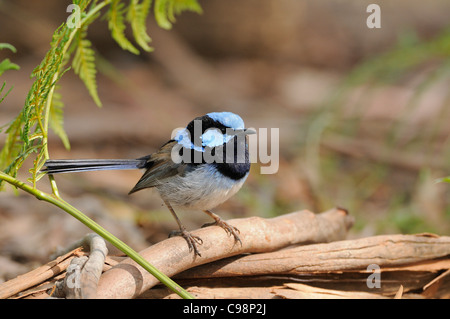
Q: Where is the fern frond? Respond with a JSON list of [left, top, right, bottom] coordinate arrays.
[[127, 0, 153, 52], [0, 24, 71, 180], [48, 85, 70, 150], [154, 0, 172, 30], [154, 0, 202, 30], [0, 43, 20, 76], [172, 0, 203, 16], [0, 82, 13, 104], [0, 43, 17, 52], [0, 116, 22, 172], [72, 36, 102, 107], [0, 43, 20, 75], [0, 59, 20, 77], [108, 0, 140, 54]]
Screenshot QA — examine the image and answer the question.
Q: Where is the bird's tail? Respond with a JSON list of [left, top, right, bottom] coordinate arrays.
[[41, 158, 149, 174]]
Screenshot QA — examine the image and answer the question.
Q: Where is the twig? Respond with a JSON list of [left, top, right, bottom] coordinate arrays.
[[96, 208, 353, 298], [52, 233, 108, 299]]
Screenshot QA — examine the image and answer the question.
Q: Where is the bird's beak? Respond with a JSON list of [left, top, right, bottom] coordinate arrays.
[[233, 128, 256, 137]]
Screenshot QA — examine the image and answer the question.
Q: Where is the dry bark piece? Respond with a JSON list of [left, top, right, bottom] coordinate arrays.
[[174, 233, 450, 295], [96, 208, 353, 298], [0, 248, 80, 299], [3, 209, 449, 299], [139, 286, 283, 299], [140, 283, 421, 299], [178, 233, 450, 278], [274, 283, 390, 299], [52, 233, 108, 299]]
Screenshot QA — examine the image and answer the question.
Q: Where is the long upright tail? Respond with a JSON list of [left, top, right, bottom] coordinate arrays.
[[42, 158, 149, 174]]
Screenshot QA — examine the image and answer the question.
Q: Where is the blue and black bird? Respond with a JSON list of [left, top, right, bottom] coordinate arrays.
[[42, 112, 255, 256]]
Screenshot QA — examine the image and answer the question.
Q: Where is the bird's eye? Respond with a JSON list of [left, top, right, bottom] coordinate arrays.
[[201, 128, 223, 147]]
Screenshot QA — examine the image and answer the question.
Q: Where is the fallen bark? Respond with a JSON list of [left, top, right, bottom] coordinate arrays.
[[139, 286, 282, 299], [52, 233, 108, 299], [173, 233, 450, 296], [177, 233, 450, 278], [141, 284, 393, 299], [3, 208, 449, 299], [0, 248, 80, 299], [0, 234, 108, 299], [139, 283, 425, 299], [96, 208, 353, 298], [273, 283, 393, 299]]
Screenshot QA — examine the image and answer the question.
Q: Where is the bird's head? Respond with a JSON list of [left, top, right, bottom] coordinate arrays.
[[175, 112, 255, 151]]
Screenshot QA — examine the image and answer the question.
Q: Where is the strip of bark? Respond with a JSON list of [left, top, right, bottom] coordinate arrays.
[[177, 233, 450, 278], [0, 248, 81, 299], [140, 283, 417, 299], [96, 208, 353, 298]]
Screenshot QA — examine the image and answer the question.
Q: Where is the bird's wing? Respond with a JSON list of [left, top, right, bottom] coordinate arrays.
[[128, 140, 187, 194]]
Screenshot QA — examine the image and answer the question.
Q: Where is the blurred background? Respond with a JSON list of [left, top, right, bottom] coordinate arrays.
[[0, 0, 449, 281]]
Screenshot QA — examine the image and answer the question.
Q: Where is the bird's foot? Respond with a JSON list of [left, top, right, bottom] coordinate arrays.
[[169, 229, 203, 257], [202, 217, 242, 246]]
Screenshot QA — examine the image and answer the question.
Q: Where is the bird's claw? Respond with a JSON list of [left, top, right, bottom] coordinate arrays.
[[169, 229, 203, 257], [202, 219, 242, 246]]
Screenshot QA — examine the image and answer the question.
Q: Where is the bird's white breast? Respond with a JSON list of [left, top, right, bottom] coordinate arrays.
[[156, 164, 248, 210]]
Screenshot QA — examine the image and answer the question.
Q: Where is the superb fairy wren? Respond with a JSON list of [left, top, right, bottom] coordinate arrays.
[[42, 112, 255, 256]]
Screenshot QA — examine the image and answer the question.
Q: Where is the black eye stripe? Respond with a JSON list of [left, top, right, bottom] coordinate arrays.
[[185, 115, 229, 142]]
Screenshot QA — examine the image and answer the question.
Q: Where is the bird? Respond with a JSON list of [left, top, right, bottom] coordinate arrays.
[[42, 112, 255, 256]]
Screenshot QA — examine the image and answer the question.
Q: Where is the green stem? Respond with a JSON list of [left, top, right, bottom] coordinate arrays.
[[0, 171, 194, 299]]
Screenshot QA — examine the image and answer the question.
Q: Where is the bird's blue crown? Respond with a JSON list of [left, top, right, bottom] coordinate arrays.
[[206, 112, 245, 130]]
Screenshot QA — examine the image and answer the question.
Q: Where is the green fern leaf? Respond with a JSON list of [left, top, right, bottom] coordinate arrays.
[[0, 43, 17, 52], [72, 37, 102, 107], [172, 0, 203, 16], [2, 25, 71, 178], [0, 82, 13, 104], [154, 0, 202, 30], [0, 116, 22, 172], [0, 59, 20, 76], [49, 86, 70, 150], [154, 0, 172, 30], [127, 0, 153, 52], [108, 0, 140, 55]]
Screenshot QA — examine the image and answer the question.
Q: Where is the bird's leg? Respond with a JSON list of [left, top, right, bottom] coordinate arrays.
[[202, 210, 242, 246], [163, 200, 203, 257]]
